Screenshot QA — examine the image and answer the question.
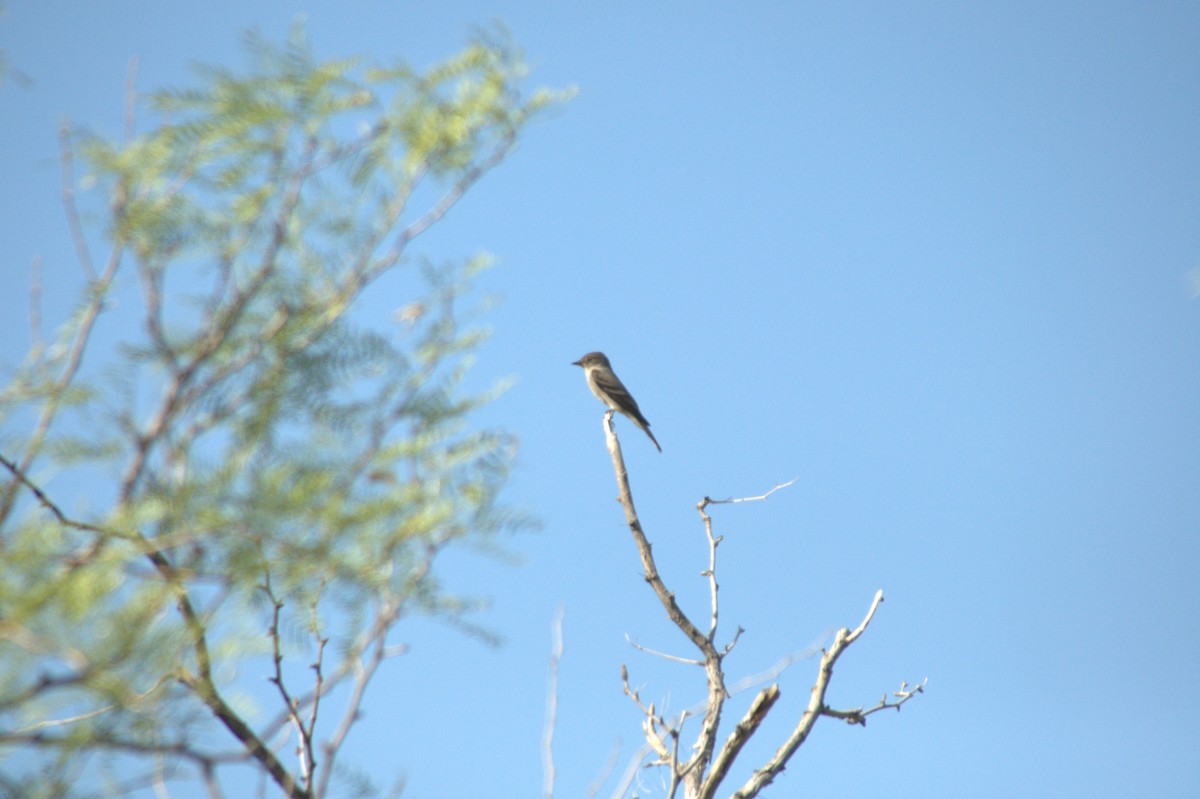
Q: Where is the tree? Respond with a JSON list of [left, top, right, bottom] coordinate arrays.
[[571, 413, 924, 799], [0, 26, 565, 798]]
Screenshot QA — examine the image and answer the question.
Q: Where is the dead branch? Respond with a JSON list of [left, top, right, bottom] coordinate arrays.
[[730, 590, 886, 799], [591, 427, 922, 798], [543, 606, 565, 799], [822, 679, 927, 726], [699, 479, 797, 508], [601, 414, 727, 797]]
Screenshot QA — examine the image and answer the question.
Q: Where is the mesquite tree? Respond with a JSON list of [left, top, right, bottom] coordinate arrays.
[[0, 26, 564, 798]]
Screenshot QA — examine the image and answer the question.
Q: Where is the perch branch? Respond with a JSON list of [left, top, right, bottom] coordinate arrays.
[[601, 415, 727, 794]]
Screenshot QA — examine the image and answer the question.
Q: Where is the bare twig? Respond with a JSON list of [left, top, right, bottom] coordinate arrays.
[[175, 595, 304, 799], [306, 634, 328, 787], [731, 590, 887, 799], [624, 635, 702, 666], [822, 679, 927, 726], [696, 498, 722, 641], [700, 478, 797, 507], [262, 576, 313, 789], [595, 437, 923, 799], [620, 665, 670, 762], [542, 606, 564, 799], [0, 452, 112, 537]]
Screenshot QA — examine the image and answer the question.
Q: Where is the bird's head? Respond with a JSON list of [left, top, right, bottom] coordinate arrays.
[[572, 351, 610, 369]]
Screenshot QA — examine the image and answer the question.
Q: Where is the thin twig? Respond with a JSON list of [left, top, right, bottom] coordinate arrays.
[[620, 665, 670, 761], [306, 633, 328, 788], [821, 679, 928, 726], [695, 498, 722, 641], [542, 606, 564, 799], [0, 452, 111, 537], [700, 478, 798, 507], [262, 576, 312, 789], [624, 635, 702, 666]]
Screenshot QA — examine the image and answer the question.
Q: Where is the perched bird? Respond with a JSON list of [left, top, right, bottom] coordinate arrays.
[[572, 351, 661, 452]]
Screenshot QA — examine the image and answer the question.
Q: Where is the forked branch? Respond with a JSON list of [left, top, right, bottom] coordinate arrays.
[[601, 415, 727, 796], [593, 418, 923, 799]]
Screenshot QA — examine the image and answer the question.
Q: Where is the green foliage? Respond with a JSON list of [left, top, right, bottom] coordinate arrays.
[[0, 24, 564, 797]]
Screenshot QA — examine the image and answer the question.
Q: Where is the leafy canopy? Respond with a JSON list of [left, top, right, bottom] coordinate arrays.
[[0, 23, 567, 798]]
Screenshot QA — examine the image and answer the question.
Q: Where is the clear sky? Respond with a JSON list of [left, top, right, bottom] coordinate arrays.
[[3, 2, 1199, 797]]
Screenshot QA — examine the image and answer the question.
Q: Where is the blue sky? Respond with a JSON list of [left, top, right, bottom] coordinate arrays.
[[3, 2, 1199, 797]]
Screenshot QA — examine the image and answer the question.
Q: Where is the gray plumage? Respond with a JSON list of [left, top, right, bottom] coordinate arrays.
[[572, 351, 661, 452]]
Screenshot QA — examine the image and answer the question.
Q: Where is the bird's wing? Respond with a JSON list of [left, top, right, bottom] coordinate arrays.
[[594, 369, 651, 425]]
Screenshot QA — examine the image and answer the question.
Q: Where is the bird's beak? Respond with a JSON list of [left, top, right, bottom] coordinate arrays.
[[571, 360, 582, 367]]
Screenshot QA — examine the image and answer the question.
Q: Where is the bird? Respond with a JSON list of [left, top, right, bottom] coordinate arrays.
[[572, 351, 661, 452]]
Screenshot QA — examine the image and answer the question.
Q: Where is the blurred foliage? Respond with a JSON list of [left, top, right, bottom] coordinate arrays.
[[0, 23, 567, 798]]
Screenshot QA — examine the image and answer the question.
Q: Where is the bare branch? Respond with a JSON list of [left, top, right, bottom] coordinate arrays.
[[700, 684, 781, 799], [822, 679, 927, 726], [731, 590, 887, 799], [307, 634, 328, 787], [542, 606, 564, 799], [624, 635, 702, 666], [845, 589, 884, 645], [262, 576, 313, 790], [700, 478, 798, 508], [620, 665, 671, 762], [600, 413, 728, 796], [592, 433, 922, 799], [695, 497, 722, 642], [0, 452, 112, 537], [176, 628, 305, 799]]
